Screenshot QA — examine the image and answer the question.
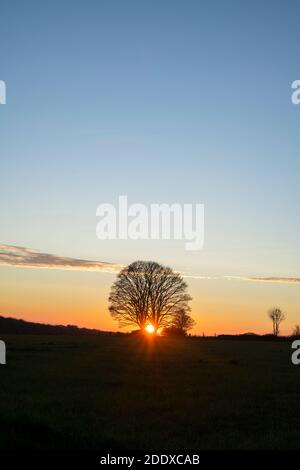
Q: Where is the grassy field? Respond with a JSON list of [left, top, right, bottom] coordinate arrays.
[[0, 334, 299, 450]]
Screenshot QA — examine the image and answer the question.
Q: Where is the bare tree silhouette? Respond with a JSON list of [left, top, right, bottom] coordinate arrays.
[[268, 307, 285, 337], [292, 325, 300, 336], [108, 261, 192, 331], [165, 309, 196, 336]]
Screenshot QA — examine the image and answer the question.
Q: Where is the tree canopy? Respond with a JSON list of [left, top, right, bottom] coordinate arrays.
[[108, 261, 192, 331]]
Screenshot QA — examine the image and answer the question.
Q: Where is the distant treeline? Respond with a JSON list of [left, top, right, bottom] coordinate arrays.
[[0, 316, 123, 336], [0, 316, 298, 339], [196, 333, 296, 341]]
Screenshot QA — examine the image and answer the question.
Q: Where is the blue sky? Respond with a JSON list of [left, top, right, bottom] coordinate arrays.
[[0, 0, 299, 332]]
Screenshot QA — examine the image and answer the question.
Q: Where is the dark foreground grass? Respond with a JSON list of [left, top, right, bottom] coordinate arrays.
[[0, 334, 299, 450]]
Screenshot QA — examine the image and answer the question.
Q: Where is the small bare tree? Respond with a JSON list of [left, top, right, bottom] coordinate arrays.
[[268, 307, 285, 337], [109, 261, 192, 331], [169, 309, 196, 335], [292, 325, 300, 336]]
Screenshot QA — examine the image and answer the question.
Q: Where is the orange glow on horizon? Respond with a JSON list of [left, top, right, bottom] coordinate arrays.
[[1, 266, 299, 337]]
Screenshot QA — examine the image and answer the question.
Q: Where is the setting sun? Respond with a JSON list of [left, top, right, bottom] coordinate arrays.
[[145, 324, 155, 334]]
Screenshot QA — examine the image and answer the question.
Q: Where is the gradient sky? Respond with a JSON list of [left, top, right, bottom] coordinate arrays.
[[1, 0, 299, 334]]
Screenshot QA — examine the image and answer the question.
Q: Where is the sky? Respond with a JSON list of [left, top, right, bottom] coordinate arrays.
[[0, 0, 299, 335]]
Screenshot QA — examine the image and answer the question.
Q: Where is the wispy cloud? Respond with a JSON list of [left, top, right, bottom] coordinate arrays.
[[225, 275, 300, 285], [0, 244, 299, 285], [175, 273, 300, 285], [0, 244, 123, 273], [181, 272, 219, 280]]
